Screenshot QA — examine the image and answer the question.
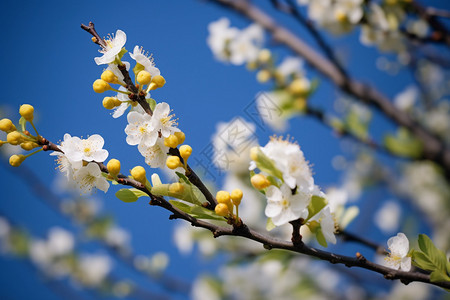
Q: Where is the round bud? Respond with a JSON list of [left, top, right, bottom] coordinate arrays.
[[258, 49, 271, 64], [289, 78, 310, 95], [93, 79, 111, 93], [164, 135, 179, 148], [9, 154, 25, 167], [251, 174, 271, 190], [169, 182, 185, 195], [19, 104, 34, 122], [230, 189, 243, 206], [294, 97, 307, 112], [137, 71, 152, 85], [107, 159, 121, 176], [174, 131, 185, 144], [151, 75, 166, 88], [0, 118, 16, 133], [131, 166, 147, 184], [166, 156, 181, 170], [216, 191, 231, 204], [179, 145, 192, 160], [257, 70, 271, 83], [215, 203, 230, 217], [102, 97, 116, 110], [101, 70, 118, 83], [20, 142, 39, 151], [7, 131, 23, 145]]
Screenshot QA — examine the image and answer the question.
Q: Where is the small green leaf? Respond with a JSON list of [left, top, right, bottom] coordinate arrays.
[[115, 189, 139, 203], [19, 117, 26, 132], [418, 234, 447, 272], [129, 188, 148, 198], [117, 47, 128, 60], [190, 205, 227, 221], [430, 270, 450, 283], [169, 200, 192, 214], [345, 109, 369, 140], [253, 147, 283, 180], [413, 251, 436, 271], [176, 172, 191, 185], [384, 128, 423, 158], [306, 196, 327, 221], [266, 218, 276, 231], [147, 98, 157, 111]]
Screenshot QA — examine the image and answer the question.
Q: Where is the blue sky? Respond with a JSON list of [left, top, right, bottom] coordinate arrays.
[[1, 0, 446, 299]]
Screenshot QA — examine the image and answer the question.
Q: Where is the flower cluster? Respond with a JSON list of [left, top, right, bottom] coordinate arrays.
[[207, 18, 264, 65], [250, 136, 336, 246]]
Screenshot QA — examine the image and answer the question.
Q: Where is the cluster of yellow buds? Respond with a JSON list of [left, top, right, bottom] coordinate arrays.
[[166, 134, 192, 174], [1, 104, 43, 167], [214, 189, 243, 224], [102, 97, 123, 110]]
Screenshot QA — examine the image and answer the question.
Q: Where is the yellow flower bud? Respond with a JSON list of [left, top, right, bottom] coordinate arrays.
[[93, 79, 111, 93], [289, 78, 310, 95], [166, 156, 181, 170], [174, 131, 185, 144], [294, 97, 307, 112], [169, 182, 185, 195], [7, 131, 23, 145], [215, 203, 230, 217], [102, 97, 116, 110], [19, 104, 34, 122], [216, 191, 231, 204], [137, 71, 152, 85], [131, 166, 147, 184], [0, 118, 16, 133], [334, 10, 347, 23], [179, 145, 192, 161], [20, 142, 39, 151], [164, 135, 179, 148], [230, 189, 243, 206], [107, 159, 121, 176], [251, 174, 271, 190], [257, 70, 271, 83], [152, 75, 166, 88], [9, 154, 25, 167], [101, 70, 119, 83], [258, 49, 271, 64]]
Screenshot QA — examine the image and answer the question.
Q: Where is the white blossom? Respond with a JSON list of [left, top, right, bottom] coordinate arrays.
[[129, 45, 161, 77], [311, 206, 337, 245], [94, 30, 127, 65], [374, 201, 401, 233], [150, 102, 180, 139], [385, 232, 411, 271], [137, 137, 169, 168], [62, 134, 109, 163], [73, 163, 109, 193], [207, 18, 239, 62], [265, 184, 310, 226], [47, 227, 74, 257], [124, 111, 154, 146], [277, 56, 305, 79], [228, 23, 264, 65], [78, 254, 112, 286]]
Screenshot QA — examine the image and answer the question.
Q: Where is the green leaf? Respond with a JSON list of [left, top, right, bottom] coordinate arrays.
[[19, 117, 26, 132], [345, 110, 369, 140], [417, 234, 447, 272], [115, 189, 139, 203], [253, 147, 284, 180], [266, 218, 276, 231], [175, 172, 191, 185], [306, 196, 327, 221], [147, 98, 157, 111], [129, 188, 148, 198], [190, 205, 227, 221], [430, 270, 450, 283], [169, 200, 192, 214], [384, 128, 423, 158], [412, 251, 436, 271]]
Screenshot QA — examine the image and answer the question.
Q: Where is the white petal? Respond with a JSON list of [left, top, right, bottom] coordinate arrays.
[[401, 256, 411, 271], [265, 202, 282, 218]]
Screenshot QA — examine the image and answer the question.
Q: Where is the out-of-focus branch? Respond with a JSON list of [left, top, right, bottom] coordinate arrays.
[[410, 1, 450, 46], [208, 0, 450, 178]]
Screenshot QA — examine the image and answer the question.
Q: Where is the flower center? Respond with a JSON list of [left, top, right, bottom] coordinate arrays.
[[139, 126, 147, 134], [281, 198, 290, 208]]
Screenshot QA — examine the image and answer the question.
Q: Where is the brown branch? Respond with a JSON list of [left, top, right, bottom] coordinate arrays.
[[209, 0, 450, 178], [80, 22, 107, 48]]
